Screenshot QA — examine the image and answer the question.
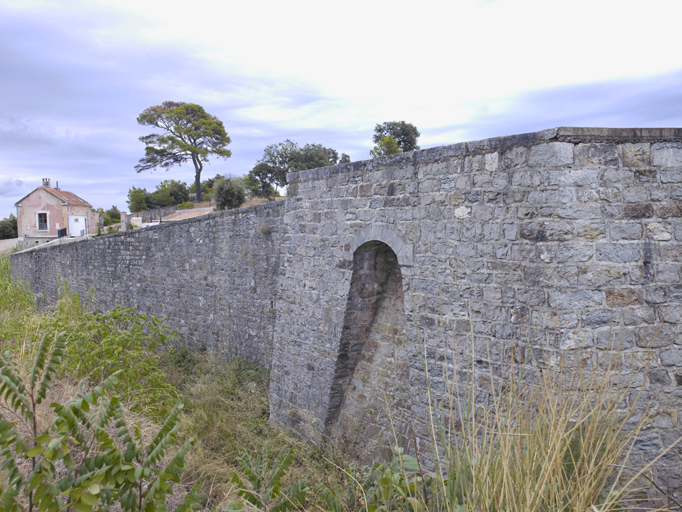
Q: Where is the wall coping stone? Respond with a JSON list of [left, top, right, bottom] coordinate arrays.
[[288, 127, 682, 185]]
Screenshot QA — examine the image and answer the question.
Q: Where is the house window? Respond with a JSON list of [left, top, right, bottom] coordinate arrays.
[[38, 213, 48, 231]]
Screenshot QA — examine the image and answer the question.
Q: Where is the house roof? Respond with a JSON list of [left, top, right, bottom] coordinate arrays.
[[15, 186, 92, 208]]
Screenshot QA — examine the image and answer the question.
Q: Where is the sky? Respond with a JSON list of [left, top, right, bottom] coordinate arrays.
[[1, 0, 681, 218]]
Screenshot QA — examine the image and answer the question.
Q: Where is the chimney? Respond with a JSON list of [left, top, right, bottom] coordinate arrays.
[[42, 178, 51, 187]]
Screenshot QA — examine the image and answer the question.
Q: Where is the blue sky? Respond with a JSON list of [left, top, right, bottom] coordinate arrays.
[[1, 0, 681, 218]]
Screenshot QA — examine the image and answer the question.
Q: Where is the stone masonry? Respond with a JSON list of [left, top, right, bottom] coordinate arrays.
[[11, 201, 283, 366], [11, 127, 682, 492]]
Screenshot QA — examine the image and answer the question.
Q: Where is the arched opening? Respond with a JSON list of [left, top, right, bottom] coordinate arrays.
[[324, 240, 410, 460]]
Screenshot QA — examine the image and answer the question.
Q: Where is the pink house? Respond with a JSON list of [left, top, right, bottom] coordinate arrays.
[[15, 178, 100, 246]]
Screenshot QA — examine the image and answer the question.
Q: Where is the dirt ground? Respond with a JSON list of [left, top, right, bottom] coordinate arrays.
[[0, 238, 17, 256]]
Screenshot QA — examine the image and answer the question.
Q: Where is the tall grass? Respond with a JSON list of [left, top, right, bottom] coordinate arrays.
[[406, 315, 682, 512]]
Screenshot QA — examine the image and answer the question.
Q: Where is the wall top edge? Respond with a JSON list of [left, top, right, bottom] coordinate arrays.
[[10, 199, 285, 258], [288, 127, 682, 185]]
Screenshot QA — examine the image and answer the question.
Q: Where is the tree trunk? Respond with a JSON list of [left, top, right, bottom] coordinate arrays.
[[192, 153, 203, 203], [195, 171, 202, 203]]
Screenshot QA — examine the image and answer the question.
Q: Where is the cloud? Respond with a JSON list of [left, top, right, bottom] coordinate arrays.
[[0, 179, 25, 199], [423, 70, 682, 146], [1, 1, 681, 218]]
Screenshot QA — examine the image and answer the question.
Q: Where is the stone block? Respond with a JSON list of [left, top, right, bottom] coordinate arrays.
[[501, 146, 530, 169], [610, 222, 642, 240], [622, 187, 649, 202], [528, 142, 574, 167], [660, 169, 682, 183], [652, 142, 682, 167], [595, 243, 641, 263], [623, 203, 654, 219], [658, 204, 681, 218], [605, 288, 642, 307], [646, 222, 673, 241], [510, 170, 542, 187], [574, 143, 619, 167], [660, 348, 682, 367], [548, 290, 602, 309], [576, 222, 605, 240], [485, 152, 499, 172], [621, 143, 650, 168]]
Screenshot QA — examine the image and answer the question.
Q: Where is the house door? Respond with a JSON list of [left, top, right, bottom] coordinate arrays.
[[68, 215, 86, 237]]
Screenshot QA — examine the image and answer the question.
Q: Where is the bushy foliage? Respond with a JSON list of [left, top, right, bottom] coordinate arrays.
[[98, 206, 122, 226], [60, 303, 181, 420], [228, 444, 309, 512], [0, 332, 203, 512], [213, 178, 246, 211], [373, 121, 420, 152], [177, 202, 194, 210], [370, 135, 402, 158], [127, 180, 189, 212], [0, 213, 18, 239], [247, 140, 348, 192]]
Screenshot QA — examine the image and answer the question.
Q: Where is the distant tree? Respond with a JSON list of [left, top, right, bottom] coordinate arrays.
[[373, 121, 420, 152], [135, 101, 232, 201], [247, 163, 280, 199], [105, 206, 121, 223], [0, 214, 17, 239], [158, 179, 189, 204], [249, 140, 344, 194], [340, 153, 351, 164], [370, 135, 403, 158], [213, 178, 246, 211], [127, 187, 148, 212], [189, 174, 224, 201]]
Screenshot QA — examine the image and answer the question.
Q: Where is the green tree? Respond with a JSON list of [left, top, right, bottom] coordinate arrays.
[[189, 174, 224, 201], [250, 140, 343, 192], [213, 177, 246, 211], [247, 163, 280, 199], [105, 205, 121, 223], [135, 101, 232, 202], [0, 214, 17, 239], [370, 135, 403, 158], [155, 179, 189, 205], [373, 121, 420, 152], [127, 187, 148, 212]]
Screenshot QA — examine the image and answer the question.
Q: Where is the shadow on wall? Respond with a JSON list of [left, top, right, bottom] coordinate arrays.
[[325, 241, 411, 461]]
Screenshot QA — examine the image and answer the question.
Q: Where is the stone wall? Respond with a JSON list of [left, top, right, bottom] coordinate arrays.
[[269, 127, 682, 489], [11, 201, 283, 366], [10, 127, 682, 492], [133, 205, 179, 223]]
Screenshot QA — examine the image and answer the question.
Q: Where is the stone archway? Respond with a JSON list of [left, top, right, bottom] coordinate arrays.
[[324, 240, 411, 460]]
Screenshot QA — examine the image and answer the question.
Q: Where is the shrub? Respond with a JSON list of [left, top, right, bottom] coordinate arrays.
[[0, 331, 204, 512], [213, 178, 246, 211], [178, 202, 194, 210]]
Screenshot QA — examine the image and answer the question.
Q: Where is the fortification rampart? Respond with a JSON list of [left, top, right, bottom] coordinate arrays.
[[270, 127, 682, 481], [10, 127, 682, 491], [11, 200, 283, 366]]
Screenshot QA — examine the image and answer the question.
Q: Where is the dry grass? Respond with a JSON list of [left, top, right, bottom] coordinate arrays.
[[161, 347, 342, 510], [416, 316, 682, 512]]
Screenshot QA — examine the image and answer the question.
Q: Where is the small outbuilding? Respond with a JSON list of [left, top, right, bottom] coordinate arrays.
[[15, 178, 100, 246]]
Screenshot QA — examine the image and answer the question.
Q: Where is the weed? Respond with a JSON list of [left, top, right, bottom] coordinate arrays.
[[228, 443, 309, 511], [0, 331, 203, 512]]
